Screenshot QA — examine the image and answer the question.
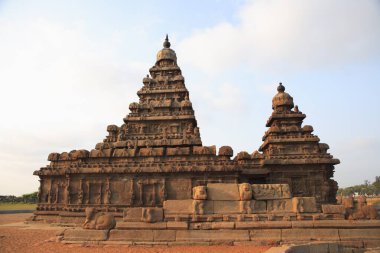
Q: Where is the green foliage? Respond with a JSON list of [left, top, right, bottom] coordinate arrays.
[[338, 176, 380, 196], [21, 192, 38, 203], [0, 191, 38, 203]]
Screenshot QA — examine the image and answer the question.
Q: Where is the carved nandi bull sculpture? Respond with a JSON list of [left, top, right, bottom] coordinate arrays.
[[83, 207, 116, 230]]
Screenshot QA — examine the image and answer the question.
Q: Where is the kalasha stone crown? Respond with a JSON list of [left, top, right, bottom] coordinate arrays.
[[34, 36, 340, 216]]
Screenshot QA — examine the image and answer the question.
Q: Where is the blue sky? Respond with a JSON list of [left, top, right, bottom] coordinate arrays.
[[0, 0, 379, 195]]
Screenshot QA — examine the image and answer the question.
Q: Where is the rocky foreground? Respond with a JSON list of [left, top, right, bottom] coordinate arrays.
[[0, 213, 270, 253]]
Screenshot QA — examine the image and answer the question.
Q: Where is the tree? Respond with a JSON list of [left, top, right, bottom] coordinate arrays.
[[21, 192, 38, 203], [338, 176, 380, 196]]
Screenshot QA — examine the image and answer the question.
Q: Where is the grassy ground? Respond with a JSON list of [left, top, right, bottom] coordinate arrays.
[[0, 203, 36, 210]]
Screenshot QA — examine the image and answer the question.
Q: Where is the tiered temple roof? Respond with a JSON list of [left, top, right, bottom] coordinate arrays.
[[260, 83, 340, 166], [100, 35, 202, 152]]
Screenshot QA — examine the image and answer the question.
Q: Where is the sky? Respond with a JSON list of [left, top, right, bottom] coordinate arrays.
[[0, 0, 379, 196]]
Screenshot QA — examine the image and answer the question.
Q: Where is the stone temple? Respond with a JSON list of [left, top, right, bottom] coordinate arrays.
[[32, 36, 379, 246]]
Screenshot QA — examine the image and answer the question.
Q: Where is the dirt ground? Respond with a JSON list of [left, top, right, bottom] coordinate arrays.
[[0, 213, 271, 253]]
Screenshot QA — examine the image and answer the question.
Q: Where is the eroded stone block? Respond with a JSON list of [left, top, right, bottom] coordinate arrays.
[[338, 228, 380, 240], [212, 200, 266, 214], [138, 147, 164, 156], [252, 184, 291, 200], [207, 183, 240, 201], [113, 148, 135, 157], [176, 230, 249, 242], [190, 222, 212, 230], [153, 230, 176, 241], [291, 221, 314, 228], [267, 199, 293, 213], [213, 201, 240, 214], [116, 221, 166, 230], [235, 221, 291, 229], [313, 220, 380, 228], [164, 200, 213, 215], [249, 229, 281, 242], [193, 200, 213, 214], [64, 228, 108, 241], [166, 179, 192, 200], [211, 222, 235, 229], [123, 207, 142, 222], [163, 200, 193, 214], [292, 197, 318, 213], [108, 230, 154, 241], [167, 221, 188, 230], [166, 147, 190, 156], [251, 200, 267, 213], [321, 204, 346, 215], [193, 146, 216, 155], [142, 208, 163, 223], [282, 228, 340, 241]]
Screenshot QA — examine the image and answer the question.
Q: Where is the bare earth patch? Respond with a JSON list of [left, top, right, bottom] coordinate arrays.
[[0, 214, 271, 253]]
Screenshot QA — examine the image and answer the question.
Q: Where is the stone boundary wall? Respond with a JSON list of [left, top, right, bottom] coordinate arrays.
[[60, 220, 380, 247], [62, 226, 380, 248]]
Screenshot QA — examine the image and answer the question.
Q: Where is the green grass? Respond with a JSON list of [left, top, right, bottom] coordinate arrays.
[[0, 203, 36, 210]]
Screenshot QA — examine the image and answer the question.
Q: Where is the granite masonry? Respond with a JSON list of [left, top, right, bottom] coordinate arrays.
[[32, 36, 379, 247]]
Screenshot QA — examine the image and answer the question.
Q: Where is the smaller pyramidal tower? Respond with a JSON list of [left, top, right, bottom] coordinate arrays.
[[101, 35, 202, 151], [259, 83, 340, 204]]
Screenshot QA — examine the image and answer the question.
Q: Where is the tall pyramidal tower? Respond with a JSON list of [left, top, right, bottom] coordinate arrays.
[[102, 35, 202, 151]]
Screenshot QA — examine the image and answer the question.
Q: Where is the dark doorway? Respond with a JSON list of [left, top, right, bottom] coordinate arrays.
[[248, 177, 267, 184]]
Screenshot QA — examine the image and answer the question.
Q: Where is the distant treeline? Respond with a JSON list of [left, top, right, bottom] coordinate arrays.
[[0, 192, 38, 203], [337, 176, 380, 196]]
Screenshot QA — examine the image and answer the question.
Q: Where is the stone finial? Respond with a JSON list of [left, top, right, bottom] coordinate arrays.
[[277, 82, 285, 92], [163, 34, 171, 48], [156, 34, 177, 63], [218, 146, 233, 157], [107, 125, 118, 132], [48, 152, 60, 161], [236, 151, 251, 160], [272, 82, 294, 110]]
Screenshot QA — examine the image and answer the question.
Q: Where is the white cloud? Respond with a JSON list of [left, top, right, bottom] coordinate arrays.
[[196, 82, 244, 111], [178, 0, 380, 74], [0, 17, 146, 195]]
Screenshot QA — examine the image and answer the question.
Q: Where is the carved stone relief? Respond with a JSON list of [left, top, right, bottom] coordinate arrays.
[[252, 184, 291, 200]]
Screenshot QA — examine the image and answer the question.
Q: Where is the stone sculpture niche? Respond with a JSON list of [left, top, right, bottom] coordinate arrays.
[[192, 186, 207, 215], [83, 207, 116, 230], [238, 183, 253, 214]]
